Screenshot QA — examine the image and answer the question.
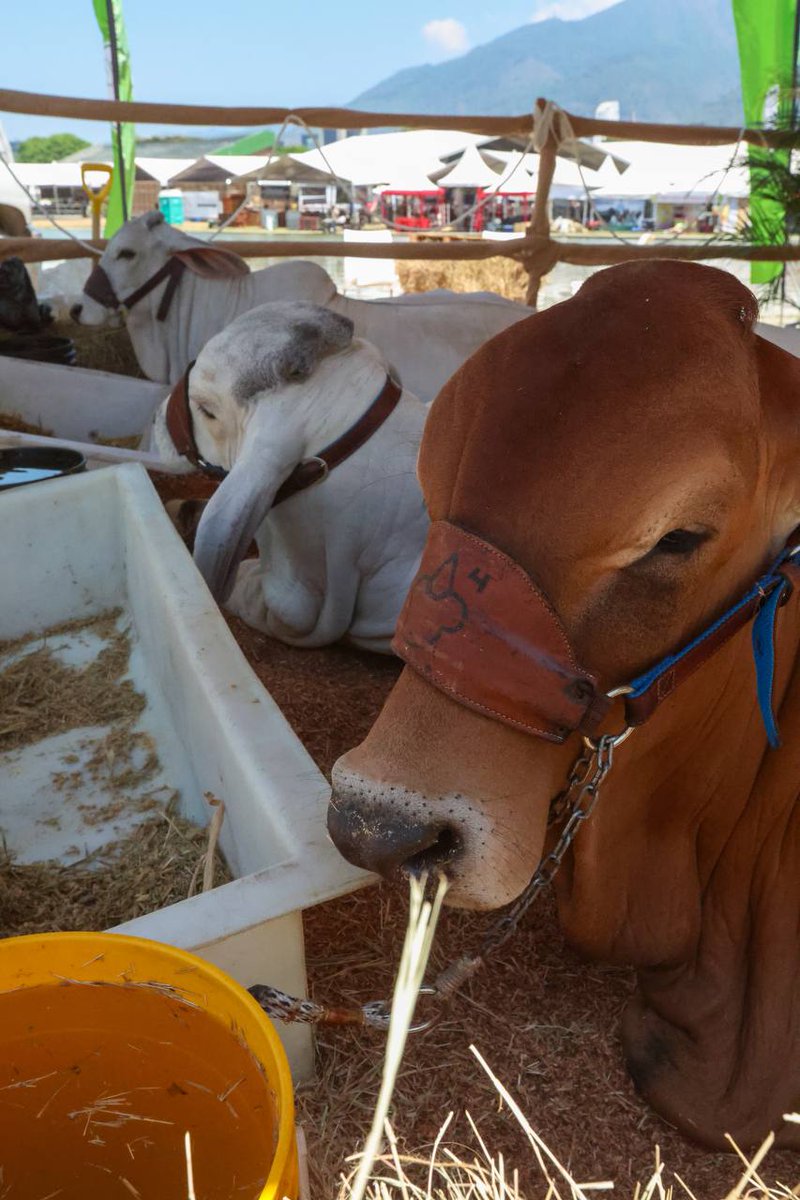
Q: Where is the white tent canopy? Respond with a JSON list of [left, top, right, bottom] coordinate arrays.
[[430, 143, 504, 189], [135, 158, 195, 186], [278, 129, 488, 188], [10, 162, 88, 189], [591, 141, 749, 202], [375, 166, 445, 194]]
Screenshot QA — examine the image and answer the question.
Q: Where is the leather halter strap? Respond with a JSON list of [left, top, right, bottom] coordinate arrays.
[[165, 363, 404, 502], [394, 520, 800, 747], [83, 258, 187, 322], [625, 543, 800, 743]]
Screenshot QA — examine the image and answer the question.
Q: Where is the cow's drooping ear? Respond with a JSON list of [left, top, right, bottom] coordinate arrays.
[[170, 245, 250, 279], [145, 210, 165, 230], [234, 308, 354, 399]]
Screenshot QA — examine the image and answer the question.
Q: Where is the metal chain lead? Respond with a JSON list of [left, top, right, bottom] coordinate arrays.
[[421, 733, 618, 1014], [249, 731, 626, 1032]]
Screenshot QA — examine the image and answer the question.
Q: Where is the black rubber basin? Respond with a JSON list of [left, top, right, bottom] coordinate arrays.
[[0, 335, 77, 366], [0, 447, 86, 491]]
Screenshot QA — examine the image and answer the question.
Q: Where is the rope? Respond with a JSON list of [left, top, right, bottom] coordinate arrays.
[[0, 153, 103, 256]]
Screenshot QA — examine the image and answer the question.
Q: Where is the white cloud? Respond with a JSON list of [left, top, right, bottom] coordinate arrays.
[[422, 18, 469, 56], [531, 0, 622, 22]]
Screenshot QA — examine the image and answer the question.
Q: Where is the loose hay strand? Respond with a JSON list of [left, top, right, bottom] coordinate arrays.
[[345, 875, 449, 1200]]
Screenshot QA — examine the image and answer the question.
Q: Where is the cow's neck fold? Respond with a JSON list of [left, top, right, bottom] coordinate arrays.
[[126, 270, 253, 385], [553, 596, 800, 1147]]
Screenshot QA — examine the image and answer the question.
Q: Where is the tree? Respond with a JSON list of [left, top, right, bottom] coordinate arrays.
[[16, 134, 91, 163]]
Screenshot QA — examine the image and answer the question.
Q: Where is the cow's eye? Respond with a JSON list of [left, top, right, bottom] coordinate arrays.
[[651, 529, 708, 556], [116, 248, 136, 260]]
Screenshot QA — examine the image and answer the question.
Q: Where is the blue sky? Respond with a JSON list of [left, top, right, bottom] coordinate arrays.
[[3, 0, 621, 143]]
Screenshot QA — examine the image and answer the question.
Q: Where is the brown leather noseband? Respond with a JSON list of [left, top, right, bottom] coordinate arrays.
[[165, 362, 404, 502], [83, 258, 187, 322], [393, 522, 612, 743]]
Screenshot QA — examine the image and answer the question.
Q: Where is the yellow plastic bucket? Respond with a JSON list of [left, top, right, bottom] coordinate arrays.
[[0, 931, 297, 1200]]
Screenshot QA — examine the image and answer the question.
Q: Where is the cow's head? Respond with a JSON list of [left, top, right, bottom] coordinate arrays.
[[329, 261, 800, 910], [151, 301, 363, 600], [70, 211, 249, 326]]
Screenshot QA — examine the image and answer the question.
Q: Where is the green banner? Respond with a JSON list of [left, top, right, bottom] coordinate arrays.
[[92, 0, 135, 236], [732, 0, 797, 284]]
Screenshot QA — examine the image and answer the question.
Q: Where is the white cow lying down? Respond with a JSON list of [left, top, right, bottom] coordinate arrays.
[[71, 212, 530, 402], [150, 301, 428, 654]]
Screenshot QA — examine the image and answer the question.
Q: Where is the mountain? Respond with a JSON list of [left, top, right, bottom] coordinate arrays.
[[350, 0, 743, 126]]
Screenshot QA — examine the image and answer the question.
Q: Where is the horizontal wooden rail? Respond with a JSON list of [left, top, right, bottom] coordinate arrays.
[[0, 87, 795, 149], [5, 235, 800, 267]]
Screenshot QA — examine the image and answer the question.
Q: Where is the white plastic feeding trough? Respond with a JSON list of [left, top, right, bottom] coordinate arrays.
[[0, 357, 176, 471], [0, 463, 370, 1077]]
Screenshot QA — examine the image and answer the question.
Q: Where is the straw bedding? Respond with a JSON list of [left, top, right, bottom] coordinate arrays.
[[50, 318, 146, 378], [220, 613, 800, 1198]]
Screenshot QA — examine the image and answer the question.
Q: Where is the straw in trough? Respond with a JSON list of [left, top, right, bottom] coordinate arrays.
[[0, 610, 230, 936], [0, 801, 231, 936]]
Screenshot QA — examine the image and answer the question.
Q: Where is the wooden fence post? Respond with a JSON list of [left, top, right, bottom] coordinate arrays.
[[525, 102, 558, 307]]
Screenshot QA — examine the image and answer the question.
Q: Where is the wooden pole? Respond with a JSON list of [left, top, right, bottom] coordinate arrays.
[[525, 104, 558, 307], [0, 86, 792, 148], [3, 234, 800, 267]]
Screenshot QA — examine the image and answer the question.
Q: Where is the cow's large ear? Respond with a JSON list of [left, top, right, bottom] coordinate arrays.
[[170, 246, 250, 279]]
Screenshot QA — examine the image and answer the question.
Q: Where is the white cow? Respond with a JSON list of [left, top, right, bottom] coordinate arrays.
[[150, 301, 428, 653], [71, 212, 531, 402]]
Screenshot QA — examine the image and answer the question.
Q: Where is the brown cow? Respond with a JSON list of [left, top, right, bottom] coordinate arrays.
[[328, 260, 800, 1151]]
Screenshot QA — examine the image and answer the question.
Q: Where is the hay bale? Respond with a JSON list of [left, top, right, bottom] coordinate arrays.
[[396, 259, 529, 303]]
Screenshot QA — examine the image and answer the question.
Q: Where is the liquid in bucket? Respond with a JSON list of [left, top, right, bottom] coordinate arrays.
[[0, 980, 278, 1199]]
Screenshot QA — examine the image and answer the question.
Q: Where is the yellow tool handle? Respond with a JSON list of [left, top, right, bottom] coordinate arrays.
[[81, 162, 115, 240]]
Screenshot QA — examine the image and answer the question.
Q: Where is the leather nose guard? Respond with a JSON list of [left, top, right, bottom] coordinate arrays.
[[392, 521, 612, 743]]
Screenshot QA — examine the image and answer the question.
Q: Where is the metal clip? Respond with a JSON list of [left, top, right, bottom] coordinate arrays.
[[301, 456, 330, 484], [583, 684, 634, 751], [362, 985, 439, 1034]]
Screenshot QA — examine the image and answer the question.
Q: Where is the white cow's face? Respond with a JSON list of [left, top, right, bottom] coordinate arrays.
[[72, 212, 176, 326], [71, 212, 248, 327], [161, 301, 360, 600]]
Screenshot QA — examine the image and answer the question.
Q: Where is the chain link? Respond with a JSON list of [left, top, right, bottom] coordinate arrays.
[[249, 732, 627, 1032]]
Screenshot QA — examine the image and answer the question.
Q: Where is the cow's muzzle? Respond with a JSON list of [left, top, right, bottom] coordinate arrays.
[[327, 780, 462, 879]]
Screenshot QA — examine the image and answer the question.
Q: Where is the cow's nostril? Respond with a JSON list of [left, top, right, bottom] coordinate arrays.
[[403, 826, 462, 877], [327, 799, 461, 879], [69, 303, 83, 322]]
